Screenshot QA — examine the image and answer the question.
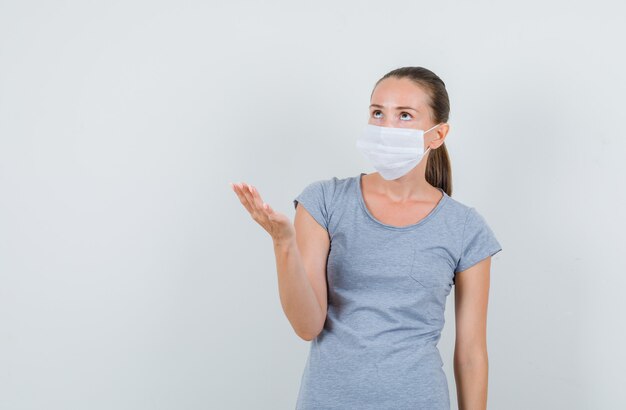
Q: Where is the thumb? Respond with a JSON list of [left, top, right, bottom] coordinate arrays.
[[263, 202, 275, 216]]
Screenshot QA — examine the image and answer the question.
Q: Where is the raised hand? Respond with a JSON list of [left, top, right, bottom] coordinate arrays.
[[230, 182, 295, 244]]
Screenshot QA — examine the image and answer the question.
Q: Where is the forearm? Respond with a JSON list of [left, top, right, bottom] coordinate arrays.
[[273, 238, 325, 340], [454, 350, 489, 410]]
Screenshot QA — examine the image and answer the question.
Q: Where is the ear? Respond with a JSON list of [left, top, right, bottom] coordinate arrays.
[[430, 123, 450, 149]]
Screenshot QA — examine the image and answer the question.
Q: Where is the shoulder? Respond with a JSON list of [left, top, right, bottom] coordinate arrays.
[[313, 174, 353, 190], [293, 175, 353, 207], [440, 195, 497, 239], [442, 194, 490, 221], [293, 175, 353, 232], [443, 195, 503, 274], [440, 194, 474, 225]]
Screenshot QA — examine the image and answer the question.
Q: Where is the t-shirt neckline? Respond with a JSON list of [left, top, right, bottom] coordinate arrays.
[[356, 172, 448, 231]]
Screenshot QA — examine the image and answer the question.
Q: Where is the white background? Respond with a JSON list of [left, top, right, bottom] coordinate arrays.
[[1, 1, 624, 409]]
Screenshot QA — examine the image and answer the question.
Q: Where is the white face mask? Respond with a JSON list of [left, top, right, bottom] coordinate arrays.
[[356, 123, 443, 180]]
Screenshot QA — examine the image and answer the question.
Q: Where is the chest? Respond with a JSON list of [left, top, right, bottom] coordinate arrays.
[[364, 199, 438, 228], [360, 185, 443, 229], [327, 224, 456, 295]]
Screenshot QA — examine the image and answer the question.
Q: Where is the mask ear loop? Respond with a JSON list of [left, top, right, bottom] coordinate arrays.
[[423, 123, 444, 153], [424, 123, 443, 134]]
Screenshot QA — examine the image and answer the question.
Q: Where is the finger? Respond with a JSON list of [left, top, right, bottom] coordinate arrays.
[[250, 186, 277, 222], [233, 183, 255, 214], [239, 182, 263, 218], [263, 202, 276, 218], [247, 185, 267, 212], [233, 182, 271, 222], [245, 184, 273, 222], [239, 182, 255, 207]]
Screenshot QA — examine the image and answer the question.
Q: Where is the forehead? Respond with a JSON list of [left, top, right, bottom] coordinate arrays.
[[370, 77, 430, 110]]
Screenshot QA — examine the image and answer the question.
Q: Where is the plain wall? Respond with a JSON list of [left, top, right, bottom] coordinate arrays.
[[1, 0, 624, 409]]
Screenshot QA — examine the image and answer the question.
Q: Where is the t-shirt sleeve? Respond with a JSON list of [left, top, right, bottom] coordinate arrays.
[[455, 207, 503, 274], [293, 179, 331, 231]]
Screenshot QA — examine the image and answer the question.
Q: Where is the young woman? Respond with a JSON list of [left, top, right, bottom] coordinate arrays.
[[231, 66, 502, 410]]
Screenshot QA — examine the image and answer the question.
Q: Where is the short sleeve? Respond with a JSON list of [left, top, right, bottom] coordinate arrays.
[[293, 179, 332, 231], [455, 207, 503, 274]]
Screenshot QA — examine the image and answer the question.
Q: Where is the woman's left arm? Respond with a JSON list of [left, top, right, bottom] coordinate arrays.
[[453, 256, 492, 410]]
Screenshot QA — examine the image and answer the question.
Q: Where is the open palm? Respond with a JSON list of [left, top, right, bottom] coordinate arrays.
[[230, 182, 295, 243]]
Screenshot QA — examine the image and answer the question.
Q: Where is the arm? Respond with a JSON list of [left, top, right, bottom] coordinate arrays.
[[231, 181, 330, 341], [453, 256, 492, 410], [274, 203, 330, 341]]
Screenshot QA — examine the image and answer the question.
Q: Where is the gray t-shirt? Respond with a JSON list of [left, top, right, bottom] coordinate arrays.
[[292, 172, 502, 409]]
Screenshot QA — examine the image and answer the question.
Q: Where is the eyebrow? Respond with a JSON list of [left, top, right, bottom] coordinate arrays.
[[369, 104, 419, 113]]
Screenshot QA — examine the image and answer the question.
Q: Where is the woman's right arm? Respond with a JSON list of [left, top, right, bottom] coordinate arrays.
[[274, 203, 329, 341], [231, 182, 329, 341]]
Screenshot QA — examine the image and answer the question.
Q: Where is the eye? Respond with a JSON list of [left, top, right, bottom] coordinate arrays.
[[372, 110, 383, 119], [400, 112, 413, 121]]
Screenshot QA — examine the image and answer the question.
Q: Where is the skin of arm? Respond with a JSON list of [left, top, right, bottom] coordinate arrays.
[[230, 182, 330, 341], [274, 203, 330, 341], [453, 256, 492, 410]]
